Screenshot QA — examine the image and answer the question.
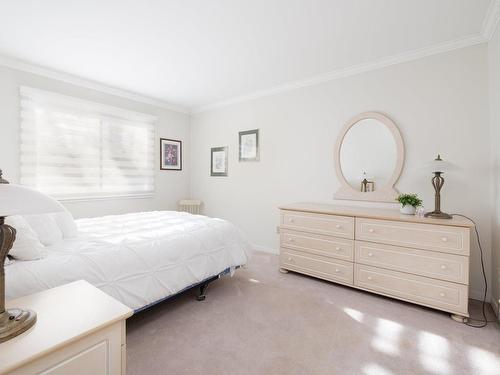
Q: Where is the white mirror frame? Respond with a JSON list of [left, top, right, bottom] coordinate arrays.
[[334, 112, 405, 203]]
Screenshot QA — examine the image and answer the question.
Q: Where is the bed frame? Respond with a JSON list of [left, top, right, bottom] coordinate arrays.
[[134, 266, 241, 313]]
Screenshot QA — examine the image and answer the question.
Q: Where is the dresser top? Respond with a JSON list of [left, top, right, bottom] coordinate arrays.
[[0, 280, 133, 374], [279, 202, 474, 228]]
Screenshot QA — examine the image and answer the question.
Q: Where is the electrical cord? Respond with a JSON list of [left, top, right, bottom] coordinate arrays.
[[451, 214, 493, 328]]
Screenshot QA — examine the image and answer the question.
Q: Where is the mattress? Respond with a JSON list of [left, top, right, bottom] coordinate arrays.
[[5, 211, 251, 311]]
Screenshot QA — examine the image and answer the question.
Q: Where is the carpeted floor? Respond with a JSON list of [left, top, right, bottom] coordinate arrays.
[[126, 252, 500, 375]]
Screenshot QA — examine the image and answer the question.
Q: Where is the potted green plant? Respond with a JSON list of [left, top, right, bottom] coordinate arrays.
[[396, 193, 422, 215]]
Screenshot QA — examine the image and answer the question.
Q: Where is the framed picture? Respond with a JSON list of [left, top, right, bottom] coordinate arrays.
[[211, 146, 228, 176], [160, 138, 182, 170], [239, 129, 259, 161]]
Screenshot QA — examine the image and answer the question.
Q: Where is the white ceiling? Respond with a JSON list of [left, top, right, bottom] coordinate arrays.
[[0, 0, 497, 112]]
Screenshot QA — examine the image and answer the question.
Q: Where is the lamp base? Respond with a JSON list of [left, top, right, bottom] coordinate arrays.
[[0, 308, 37, 343], [424, 211, 453, 220]]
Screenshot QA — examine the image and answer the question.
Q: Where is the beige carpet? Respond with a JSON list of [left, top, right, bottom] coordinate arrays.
[[126, 252, 500, 375]]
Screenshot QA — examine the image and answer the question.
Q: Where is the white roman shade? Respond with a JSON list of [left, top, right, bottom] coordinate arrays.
[[20, 87, 156, 200]]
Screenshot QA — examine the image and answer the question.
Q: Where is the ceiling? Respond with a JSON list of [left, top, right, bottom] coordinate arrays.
[[0, 0, 497, 112]]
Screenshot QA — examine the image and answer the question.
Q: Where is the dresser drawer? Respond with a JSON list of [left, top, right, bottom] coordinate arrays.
[[280, 229, 354, 261], [280, 248, 353, 285], [281, 210, 354, 239], [354, 264, 468, 315], [356, 218, 470, 255], [355, 241, 469, 284]]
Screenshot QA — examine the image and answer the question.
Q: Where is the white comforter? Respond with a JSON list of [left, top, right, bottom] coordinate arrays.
[[6, 211, 251, 311]]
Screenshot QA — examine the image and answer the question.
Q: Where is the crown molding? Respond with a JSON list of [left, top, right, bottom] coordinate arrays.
[[2, 2, 497, 116], [0, 54, 190, 114], [482, 0, 500, 40], [192, 34, 486, 114]]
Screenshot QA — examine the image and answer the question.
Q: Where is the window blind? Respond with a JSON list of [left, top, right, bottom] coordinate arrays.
[[20, 87, 156, 200]]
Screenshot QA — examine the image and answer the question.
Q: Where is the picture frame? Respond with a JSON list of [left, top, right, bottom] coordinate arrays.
[[211, 146, 228, 176], [239, 129, 259, 161], [160, 138, 182, 170]]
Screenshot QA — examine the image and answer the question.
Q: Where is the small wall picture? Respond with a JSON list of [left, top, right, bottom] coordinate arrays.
[[239, 129, 259, 161], [160, 138, 182, 170], [211, 147, 228, 176]]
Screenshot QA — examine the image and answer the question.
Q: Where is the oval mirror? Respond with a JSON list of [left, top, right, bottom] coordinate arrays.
[[334, 112, 404, 202]]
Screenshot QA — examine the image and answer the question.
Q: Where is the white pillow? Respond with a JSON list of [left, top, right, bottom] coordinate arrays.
[[5, 216, 46, 260], [51, 211, 78, 238], [23, 214, 63, 246]]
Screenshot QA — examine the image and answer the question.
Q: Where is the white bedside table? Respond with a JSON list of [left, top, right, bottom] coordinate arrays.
[[0, 280, 133, 375]]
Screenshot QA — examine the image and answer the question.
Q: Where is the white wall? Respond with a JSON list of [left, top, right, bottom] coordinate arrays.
[[489, 25, 500, 314], [0, 65, 190, 218], [190, 45, 491, 301], [0, 42, 493, 303]]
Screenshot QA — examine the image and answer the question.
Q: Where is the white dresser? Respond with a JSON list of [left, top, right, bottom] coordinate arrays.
[[279, 203, 473, 320], [0, 280, 133, 375]]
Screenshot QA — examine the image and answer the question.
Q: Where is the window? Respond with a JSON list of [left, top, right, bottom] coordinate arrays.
[[20, 87, 156, 200]]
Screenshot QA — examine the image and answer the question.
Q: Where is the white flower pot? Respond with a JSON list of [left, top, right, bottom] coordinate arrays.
[[400, 205, 416, 215]]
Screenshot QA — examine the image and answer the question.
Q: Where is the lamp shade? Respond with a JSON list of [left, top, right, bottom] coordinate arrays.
[[359, 171, 374, 180], [0, 184, 65, 216], [425, 154, 458, 173]]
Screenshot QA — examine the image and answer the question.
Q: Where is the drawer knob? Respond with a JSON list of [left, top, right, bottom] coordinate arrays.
[[288, 238, 294, 242], [441, 237, 448, 242], [440, 265, 447, 270], [439, 292, 445, 297], [367, 276, 373, 281], [335, 224, 342, 229], [287, 257, 293, 262], [288, 218, 294, 223], [335, 268, 340, 273], [368, 228, 374, 233], [368, 252, 373, 257], [335, 247, 341, 251]]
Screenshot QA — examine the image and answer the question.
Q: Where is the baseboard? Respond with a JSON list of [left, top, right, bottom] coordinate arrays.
[[252, 245, 278, 254], [469, 289, 491, 303], [491, 297, 500, 321]]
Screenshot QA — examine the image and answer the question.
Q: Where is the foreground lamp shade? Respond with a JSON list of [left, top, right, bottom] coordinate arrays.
[[0, 174, 65, 343], [424, 155, 457, 219], [0, 184, 65, 216]]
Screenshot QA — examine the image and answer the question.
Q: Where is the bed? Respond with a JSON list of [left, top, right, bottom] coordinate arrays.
[[5, 211, 251, 312]]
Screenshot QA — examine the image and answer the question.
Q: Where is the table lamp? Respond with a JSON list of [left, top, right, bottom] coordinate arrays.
[[0, 170, 65, 343], [424, 155, 456, 219], [360, 172, 374, 192]]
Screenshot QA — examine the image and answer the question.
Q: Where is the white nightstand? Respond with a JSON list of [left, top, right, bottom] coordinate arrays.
[[0, 280, 133, 375]]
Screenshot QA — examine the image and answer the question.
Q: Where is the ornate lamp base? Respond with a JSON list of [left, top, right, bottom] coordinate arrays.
[[424, 211, 452, 219], [0, 177, 38, 343], [0, 308, 37, 343], [426, 169, 452, 220]]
